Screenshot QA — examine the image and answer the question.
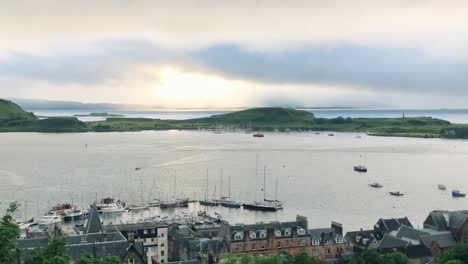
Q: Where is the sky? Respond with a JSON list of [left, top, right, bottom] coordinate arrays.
[[1, 0, 468, 108]]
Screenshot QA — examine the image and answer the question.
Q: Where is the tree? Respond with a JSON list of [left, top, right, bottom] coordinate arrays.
[[26, 237, 70, 264], [436, 244, 468, 264], [0, 202, 20, 263], [78, 253, 95, 264], [345, 250, 411, 264], [100, 256, 122, 264]]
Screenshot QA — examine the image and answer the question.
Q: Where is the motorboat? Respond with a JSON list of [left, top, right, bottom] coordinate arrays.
[[127, 204, 149, 211], [369, 183, 383, 188], [438, 184, 447, 190], [452, 190, 466, 198], [354, 165, 368, 172], [253, 132, 264, 137], [389, 191, 404, 196], [39, 213, 61, 225], [148, 199, 161, 207], [160, 198, 189, 209], [328, 133, 335, 136], [95, 197, 126, 213]]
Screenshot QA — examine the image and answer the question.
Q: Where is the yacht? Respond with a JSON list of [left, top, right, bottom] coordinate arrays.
[[148, 199, 161, 207], [127, 204, 149, 211], [243, 166, 283, 212], [219, 197, 241, 209], [39, 213, 61, 225], [389, 191, 404, 196], [45, 203, 88, 222], [95, 197, 126, 213]]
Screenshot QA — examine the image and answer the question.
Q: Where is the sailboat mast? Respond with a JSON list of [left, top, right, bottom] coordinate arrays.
[[229, 175, 231, 198], [263, 166, 266, 201], [173, 170, 177, 198], [205, 169, 208, 202], [275, 175, 278, 201], [220, 169, 223, 199]]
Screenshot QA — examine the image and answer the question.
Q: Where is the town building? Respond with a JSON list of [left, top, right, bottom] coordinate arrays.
[[309, 221, 347, 262]]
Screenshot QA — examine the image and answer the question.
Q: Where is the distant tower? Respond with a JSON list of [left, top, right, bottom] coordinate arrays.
[[402, 112, 405, 119]]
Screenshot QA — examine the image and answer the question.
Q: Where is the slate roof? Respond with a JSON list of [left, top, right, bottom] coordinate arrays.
[[309, 227, 343, 242], [86, 203, 103, 234], [344, 229, 377, 248], [374, 217, 413, 236], [420, 232, 457, 248], [423, 210, 468, 231], [395, 225, 430, 244], [378, 234, 409, 249]]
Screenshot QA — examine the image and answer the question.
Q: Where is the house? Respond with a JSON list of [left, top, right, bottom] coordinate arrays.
[[309, 222, 347, 262], [344, 229, 379, 251], [220, 215, 311, 257], [423, 210, 468, 243], [111, 222, 169, 263], [374, 217, 413, 240]]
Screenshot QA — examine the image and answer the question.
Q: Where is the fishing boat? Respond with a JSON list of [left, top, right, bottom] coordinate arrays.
[[438, 184, 447, 190], [389, 191, 404, 196], [369, 183, 383, 188], [95, 197, 126, 213], [253, 132, 264, 138], [452, 190, 466, 198], [354, 165, 368, 172], [243, 166, 283, 212]]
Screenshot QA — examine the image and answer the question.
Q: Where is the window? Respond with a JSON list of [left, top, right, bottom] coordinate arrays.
[[143, 238, 147, 243], [236, 244, 243, 252], [151, 229, 156, 234], [284, 229, 291, 236], [325, 239, 332, 245], [275, 230, 282, 237], [297, 227, 306, 236], [144, 229, 148, 235], [312, 240, 319, 246], [299, 240, 306, 247], [128, 233, 134, 240], [313, 249, 319, 257], [151, 238, 154, 242], [277, 241, 282, 248], [325, 248, 331, 255], [250, 232, 256, 239], [161, 250, 165, 256], [336, 238, 343, 243], [81, 236, 87, 243], [261, 243, 266, 249], [286, 240, 290, 247], [234, 232, 243, 240], [252, 243, 256, 251], [259, 231, 267, 239], [160, 243, 165, 247], [128, 259, 135, 264]]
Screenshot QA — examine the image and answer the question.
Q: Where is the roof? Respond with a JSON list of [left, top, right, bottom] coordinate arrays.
[[420, 232, 457, 248], [344, 229, 377, 248], [378, 234, 409, 249], [374, 217, 413, 236], [86, 203, 103, 234], [309, 227, 343, 241], [112, 222, 169, 232], [395, 226, 430, 244], [423, 210, 468, 231]]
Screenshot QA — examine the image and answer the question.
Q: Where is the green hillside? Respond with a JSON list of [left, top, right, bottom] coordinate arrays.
[[0, 99, 36, 122]]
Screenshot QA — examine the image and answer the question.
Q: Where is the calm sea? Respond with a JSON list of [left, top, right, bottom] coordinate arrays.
[[1, 130, 468, 231]]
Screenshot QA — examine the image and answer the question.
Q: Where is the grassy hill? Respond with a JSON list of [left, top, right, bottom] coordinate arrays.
[[0, 99, 88, 132], [0, 99, 36, 122]]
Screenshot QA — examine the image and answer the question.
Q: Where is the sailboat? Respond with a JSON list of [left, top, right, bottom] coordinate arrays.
[[199, 169, 219, 206], [243, 166, 283, 212], [218, 170, 241, 208], [160, 171, 190, 209]]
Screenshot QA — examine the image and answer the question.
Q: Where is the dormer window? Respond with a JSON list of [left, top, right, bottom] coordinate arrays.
[[297, 227, 306, 236], [284, 228, 291, 236], [312, 239, 319, 246], [275, 230, 282, 237], [259, 231, 267, 239], [250, 231, 257, 239], [325, 239, 332, 245], [336, 238, 343, 243], [234, 232, 244, 240]]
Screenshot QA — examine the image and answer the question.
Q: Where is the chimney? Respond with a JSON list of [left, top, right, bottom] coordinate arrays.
[[332, 222, 343, 236]]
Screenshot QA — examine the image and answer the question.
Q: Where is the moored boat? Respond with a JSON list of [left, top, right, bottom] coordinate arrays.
[[328, 133, 335, 136], [389, 191, 404, 196], [243, 200, 282, 212], [127, 204, 149, 211], [438, 184, 447, 190], [95, 197, 126, 213], [452, 190, 466, 198], [253, 132, 264, 137], [199, 199, 219, 206], [160, 198, 189, 209], [369, 183, 383, 188], [354, 165, 368, 172], [148, 199, 161, 207]]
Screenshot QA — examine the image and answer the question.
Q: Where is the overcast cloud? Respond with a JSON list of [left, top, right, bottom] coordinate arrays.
[[1, 0, 468, 108]]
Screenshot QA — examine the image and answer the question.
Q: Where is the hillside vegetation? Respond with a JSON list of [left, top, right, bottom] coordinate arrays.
[[0, 99, 36, 122], [2, 99, 468, 138]]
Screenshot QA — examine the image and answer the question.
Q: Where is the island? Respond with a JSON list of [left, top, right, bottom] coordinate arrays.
[[73, 112, 124, 117], [1, 99, 468, 138]]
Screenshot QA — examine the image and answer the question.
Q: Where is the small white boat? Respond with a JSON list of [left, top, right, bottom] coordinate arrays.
[[127, 204, 149, 211], [96, 197, 126, 213], [369, 183, 383, 188], [438, 184, 447, 190], [39, 214, 61, 225]]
